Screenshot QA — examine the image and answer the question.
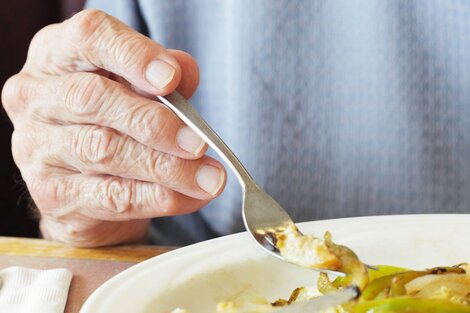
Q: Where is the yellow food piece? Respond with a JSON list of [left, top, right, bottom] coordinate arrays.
[[276, 224, 341, 269]]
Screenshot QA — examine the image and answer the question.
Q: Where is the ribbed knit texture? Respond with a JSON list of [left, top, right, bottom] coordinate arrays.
[[0, 267, 72, 313], [86, 0, 470, 245]]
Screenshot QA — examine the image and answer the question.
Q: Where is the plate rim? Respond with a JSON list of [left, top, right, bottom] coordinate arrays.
[[80, 214, 470, 312]]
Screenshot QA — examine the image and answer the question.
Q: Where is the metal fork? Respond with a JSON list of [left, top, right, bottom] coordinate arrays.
[[157, 92, 345, 276]]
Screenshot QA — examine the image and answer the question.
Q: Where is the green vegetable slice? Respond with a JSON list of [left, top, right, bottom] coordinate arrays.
[[346, 297, 470, 313]]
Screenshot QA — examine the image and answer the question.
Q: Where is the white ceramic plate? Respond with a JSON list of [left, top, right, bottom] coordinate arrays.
[[80, 215, 470, 313]]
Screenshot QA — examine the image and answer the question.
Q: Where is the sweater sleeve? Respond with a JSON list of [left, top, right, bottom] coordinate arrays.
[[84, 0, 148, 33]]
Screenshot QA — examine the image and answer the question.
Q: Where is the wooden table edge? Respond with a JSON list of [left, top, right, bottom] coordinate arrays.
[[0, 236, 175, 262]]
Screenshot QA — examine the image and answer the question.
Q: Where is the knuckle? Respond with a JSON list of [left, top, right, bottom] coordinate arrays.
[[98, 177, 134, 214], [151, 153, 187, 186], [69, 9, 109, 44], [148, 186, 204, 216], [61, 74, 110, 116], [131, 105, 173, 146], [28, 24, 55, 54], [1, 74, 36, 115], [74, 126, 121, 165], [135, 183, 181, 217], [11, 120, 46, 169], [26, 171, 65, 216], [152, 187, 180, 215], [1, 76, 19, 110], [112, 33, 149, 69]]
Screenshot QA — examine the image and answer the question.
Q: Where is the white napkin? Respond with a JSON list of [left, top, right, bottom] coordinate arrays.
[[0, 267, 72, 313]]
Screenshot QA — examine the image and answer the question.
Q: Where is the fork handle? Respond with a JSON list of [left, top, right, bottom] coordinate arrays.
[[157, 92, 257, 192]]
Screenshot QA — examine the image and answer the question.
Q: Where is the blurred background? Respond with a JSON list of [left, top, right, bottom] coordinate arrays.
[[0, 0, 85, 237]]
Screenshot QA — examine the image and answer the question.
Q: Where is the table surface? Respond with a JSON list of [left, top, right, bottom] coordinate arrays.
[[0, 236, 173, 313]]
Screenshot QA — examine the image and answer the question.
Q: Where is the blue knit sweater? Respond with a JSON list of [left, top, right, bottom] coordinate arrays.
[[86, 0, 470, 245]]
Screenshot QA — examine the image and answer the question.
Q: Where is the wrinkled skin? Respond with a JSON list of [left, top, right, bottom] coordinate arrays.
[[1, 10, 227, 247]]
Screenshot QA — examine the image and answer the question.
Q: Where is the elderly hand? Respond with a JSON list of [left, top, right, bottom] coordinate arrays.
[[1, 10, 226, 247]]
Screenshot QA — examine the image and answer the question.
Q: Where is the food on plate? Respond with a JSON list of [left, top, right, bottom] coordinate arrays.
[[171, 226, 470, 312], [275, 224, 341, 269], [320, 264, 470, 312], [276, 223, 369, 290]]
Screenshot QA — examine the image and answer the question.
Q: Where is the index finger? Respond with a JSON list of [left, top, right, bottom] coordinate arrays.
[[24, 9, 181, 96]]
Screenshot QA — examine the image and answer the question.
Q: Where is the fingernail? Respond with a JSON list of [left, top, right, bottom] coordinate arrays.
[[145, 60, 176, 89], [176, 126, 205, 154], [196, 165, 225, 195]]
